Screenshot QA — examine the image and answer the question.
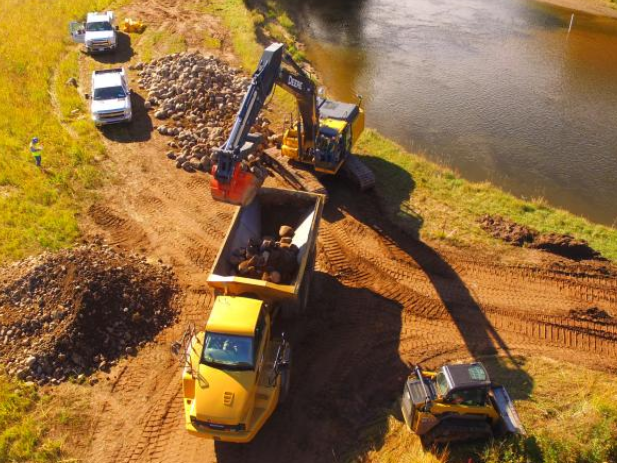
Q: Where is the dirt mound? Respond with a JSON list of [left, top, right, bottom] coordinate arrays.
[[478, 215, 604, 261], [477, 215, 537, 245], [0, 244, 177, 385], [135, 52, 273, 177]]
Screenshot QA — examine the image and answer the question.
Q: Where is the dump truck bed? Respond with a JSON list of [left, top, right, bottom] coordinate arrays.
[[208, 188, 324, 305]]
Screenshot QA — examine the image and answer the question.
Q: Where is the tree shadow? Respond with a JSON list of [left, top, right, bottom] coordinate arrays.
[[214, 272, 408, 463], [99, 92, 152, 143], [89, 32, 134, 64]]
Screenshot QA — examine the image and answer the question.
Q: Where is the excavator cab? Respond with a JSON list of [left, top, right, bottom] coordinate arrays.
[[313, 122, 347, 174]]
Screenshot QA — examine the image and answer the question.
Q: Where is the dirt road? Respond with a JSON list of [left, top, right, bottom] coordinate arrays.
[[70, 1, 617, 462]]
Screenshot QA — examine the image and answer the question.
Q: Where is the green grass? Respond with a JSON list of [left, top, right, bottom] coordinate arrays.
[[138, 29, 189, 63], [0, 0, 126, 263], [358, 357, 617, 463], [356, 129, 617, 261], [0, 377, 62, 462], [203, 0, 297, 118], [0, 375, 95, 463], [202, 0, 264, 71]]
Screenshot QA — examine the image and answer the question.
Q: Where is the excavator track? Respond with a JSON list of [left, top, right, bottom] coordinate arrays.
[[342, 153, 375, 191]]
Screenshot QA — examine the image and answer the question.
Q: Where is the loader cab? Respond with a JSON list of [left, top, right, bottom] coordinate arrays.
[[435, 363, 492, 406]]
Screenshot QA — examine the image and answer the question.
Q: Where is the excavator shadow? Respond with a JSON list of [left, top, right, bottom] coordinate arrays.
[[320, 180, 536, 456], [347, 154, 423, 237], [214, 271, 409, 463]]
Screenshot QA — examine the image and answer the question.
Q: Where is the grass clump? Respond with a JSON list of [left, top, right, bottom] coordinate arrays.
[[357, 414, 447, 463], [0, 0, 124, 263], [139, 28, 188, 62], [356, 129, 617, 260]]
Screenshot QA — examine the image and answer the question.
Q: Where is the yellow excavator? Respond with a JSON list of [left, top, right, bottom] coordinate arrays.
[[401, 362, 525, 445], [210, 42, 374, 206]]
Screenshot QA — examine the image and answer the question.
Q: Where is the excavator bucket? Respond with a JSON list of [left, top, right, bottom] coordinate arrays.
[[492, 385, 526, 436], [210, 163, 264, 206]]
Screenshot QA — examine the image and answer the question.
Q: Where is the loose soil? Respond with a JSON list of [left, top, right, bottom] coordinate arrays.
[[478, 214, 605, 260], [44, 0, 617, 461]]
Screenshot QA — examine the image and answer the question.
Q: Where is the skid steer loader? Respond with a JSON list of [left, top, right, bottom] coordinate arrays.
[[401, 362, 525, 445]]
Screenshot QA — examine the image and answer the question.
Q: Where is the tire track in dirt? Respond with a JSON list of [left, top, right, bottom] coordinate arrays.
[[76, 3, 617, 460]]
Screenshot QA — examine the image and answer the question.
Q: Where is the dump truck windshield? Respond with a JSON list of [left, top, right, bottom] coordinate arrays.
[[94, 86, 126, 100], [86, 21, 112, 32], [202, 332, 254, 370]]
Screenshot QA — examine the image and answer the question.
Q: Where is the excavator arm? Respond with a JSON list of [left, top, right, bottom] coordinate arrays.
[[210, 43, 319, 206]]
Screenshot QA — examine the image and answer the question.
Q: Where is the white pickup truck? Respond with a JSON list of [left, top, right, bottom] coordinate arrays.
[[89, 68, 132, 126], [70, 11, 118, 54]]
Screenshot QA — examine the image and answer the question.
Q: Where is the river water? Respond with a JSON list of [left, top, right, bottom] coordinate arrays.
[[291, 0, 617, 225]]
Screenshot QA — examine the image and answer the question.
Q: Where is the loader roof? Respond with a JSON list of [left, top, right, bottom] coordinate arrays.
[[206, 296, 263, 336], [442, 362, 491, 392]]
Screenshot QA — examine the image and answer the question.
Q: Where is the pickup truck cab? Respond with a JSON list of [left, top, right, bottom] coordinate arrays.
[[70, 11, 118, 54], [90, 68, 132, 126]]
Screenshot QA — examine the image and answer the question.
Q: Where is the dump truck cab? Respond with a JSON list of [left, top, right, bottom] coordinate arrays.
[[401, 362, 525, 445], [183, 296, 290, 443]]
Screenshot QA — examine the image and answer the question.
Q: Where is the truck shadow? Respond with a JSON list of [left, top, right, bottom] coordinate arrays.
[[100, 92, 152, 143], [90, 32, 134, 64], [214, 272, 409, 463]]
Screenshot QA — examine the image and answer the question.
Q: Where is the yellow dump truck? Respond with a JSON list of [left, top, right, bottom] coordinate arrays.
[[181, 188, 324, 443]]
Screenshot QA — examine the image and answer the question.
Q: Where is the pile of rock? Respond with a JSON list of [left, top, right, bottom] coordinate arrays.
[[134, 52, 274, 176], [478, 215, 605, 261], [229, 225, 299, 284], [0, 244, 177, 385]]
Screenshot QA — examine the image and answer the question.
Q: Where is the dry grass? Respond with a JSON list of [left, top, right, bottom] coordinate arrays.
[[0, 376, 95, 462], [361, 356, 617, 463]]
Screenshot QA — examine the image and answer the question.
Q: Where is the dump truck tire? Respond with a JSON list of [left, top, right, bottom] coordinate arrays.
[[278, 349, 292, 405]]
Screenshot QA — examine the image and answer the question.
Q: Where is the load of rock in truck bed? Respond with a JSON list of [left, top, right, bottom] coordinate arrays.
[[0, 244, 177, 385], [133, 52, 275, 177], [229, 225, 299, 284]]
